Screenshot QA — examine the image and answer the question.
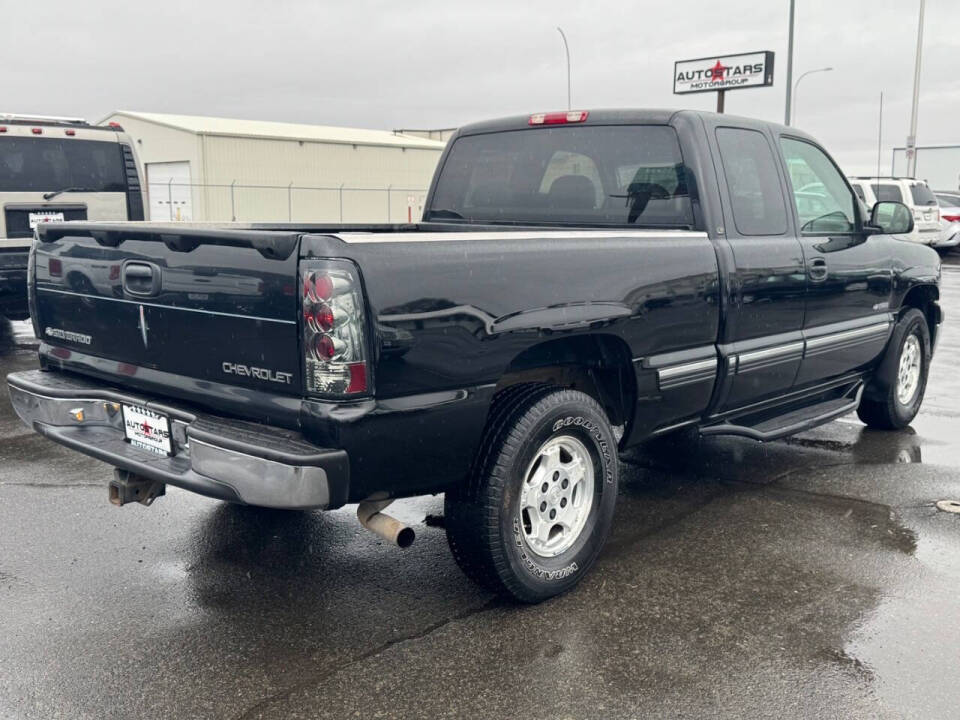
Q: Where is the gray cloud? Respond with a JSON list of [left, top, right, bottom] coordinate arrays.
[[4, 0, 959, 174]]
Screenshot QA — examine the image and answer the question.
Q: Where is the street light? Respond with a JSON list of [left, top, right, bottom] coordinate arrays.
[[557, 26, 571, 110], [792, 67, 833, 125], [906, 0, 926, 177]]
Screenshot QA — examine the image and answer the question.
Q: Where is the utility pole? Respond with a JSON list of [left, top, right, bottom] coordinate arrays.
[[906, 0, 926, 177], [557, 27, 571, 109], [877, 92, 883, 181], [784, 0, 796, 125]]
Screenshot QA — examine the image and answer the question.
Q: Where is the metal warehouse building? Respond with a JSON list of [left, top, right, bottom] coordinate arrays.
[[100, 111, 447, 223]]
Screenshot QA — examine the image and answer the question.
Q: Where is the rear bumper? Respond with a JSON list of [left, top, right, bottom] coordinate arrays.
[[6, 369, 349, 509], [931, 225, 960, 249]]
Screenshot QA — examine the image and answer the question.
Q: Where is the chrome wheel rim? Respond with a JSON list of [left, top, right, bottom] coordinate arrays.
[[519, 435, 595, 558], [896, 334, 922, 406]]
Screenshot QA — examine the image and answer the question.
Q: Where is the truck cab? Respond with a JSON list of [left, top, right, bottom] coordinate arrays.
[[0, 113, 145, 320]]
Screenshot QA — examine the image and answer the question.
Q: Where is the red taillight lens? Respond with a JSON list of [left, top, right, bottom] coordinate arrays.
[[943, 214, 960, 223], [314, 303, 335, 331], [65, 129, 76, 136], [109, 265, 120, 281], [529, 110, 588, 125], [31, 127, 42, 135], [314, 273, 334, 300], [313, 334, 338, 360], [347, 363, 368, 393], [303, 272, 335, 301], [49, 258, 63, 276], [0, 127, 7, 133]]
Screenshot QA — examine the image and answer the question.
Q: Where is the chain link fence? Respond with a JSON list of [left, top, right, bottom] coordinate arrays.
[[146, 181, 430, 224]]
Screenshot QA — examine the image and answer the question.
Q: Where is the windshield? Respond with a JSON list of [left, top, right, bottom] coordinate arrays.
[[427, 125, 695, 228], [936, 193, 960, 207], [0, 136, 126, 193], [909, 182, 938, 207]]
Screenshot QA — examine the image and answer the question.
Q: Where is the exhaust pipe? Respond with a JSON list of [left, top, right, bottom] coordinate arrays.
[[357, 497, 415, 548]]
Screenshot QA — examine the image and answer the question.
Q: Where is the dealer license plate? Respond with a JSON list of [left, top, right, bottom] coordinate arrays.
[[29, 211, 65, 229], [122, 405, 172, 456]]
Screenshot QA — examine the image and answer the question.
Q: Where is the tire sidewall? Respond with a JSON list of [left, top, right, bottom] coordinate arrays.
[[887, 311, 930, 426], [497, 396, 618, 599]]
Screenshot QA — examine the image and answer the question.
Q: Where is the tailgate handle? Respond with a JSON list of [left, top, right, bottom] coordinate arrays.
[[122, 262, 161, 297]]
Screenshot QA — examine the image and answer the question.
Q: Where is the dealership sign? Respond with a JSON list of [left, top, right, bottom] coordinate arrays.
[[673, 51, 775, 95]]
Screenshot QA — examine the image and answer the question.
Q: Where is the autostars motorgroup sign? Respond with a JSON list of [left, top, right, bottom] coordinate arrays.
[[673, 51, 775, 94]]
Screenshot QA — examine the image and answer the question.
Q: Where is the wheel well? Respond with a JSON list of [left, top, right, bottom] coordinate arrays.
[[900, 284, 940, 346], [494, 334, 636, 432]]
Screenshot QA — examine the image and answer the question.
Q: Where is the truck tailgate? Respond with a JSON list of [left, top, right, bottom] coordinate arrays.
[[33, 223, 302, 396]]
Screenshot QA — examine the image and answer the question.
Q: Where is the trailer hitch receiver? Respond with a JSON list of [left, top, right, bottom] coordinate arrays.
[[109, 469, 166, 507]]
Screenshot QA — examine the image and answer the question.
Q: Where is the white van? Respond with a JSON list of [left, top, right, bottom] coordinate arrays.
[[0, 114, 144, 319], [848, 176, 943, 246]]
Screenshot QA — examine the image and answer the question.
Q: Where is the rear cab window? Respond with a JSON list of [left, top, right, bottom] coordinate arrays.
[[426, 125, 695, 228]]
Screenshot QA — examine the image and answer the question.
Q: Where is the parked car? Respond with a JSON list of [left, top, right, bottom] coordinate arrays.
[[0, 113, 145, 320], [935, 191, 960, 252], [8, 109, 941, 603], [849, 176, 944, 247]]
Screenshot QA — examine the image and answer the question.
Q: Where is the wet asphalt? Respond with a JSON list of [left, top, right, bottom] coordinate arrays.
[[2, 261, 959, 720]]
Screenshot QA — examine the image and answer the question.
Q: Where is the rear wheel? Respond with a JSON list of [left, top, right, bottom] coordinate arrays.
[[857, 308, 930, 430], [445, 386, 619, 603]]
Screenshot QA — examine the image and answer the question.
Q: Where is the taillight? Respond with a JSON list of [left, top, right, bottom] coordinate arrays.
[[49, 258, 63, 277], [301, 261, 369, 396], [529, 110, 589, 125], [31, 127, 42, 135], [65, 129, 76, 136], [943, 214, 960, 223], [109, 264, 120, 281]]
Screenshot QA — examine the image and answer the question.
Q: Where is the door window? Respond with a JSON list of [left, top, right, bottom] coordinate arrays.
[[715, 128, 788, 236], [780, 138, 857, 234]]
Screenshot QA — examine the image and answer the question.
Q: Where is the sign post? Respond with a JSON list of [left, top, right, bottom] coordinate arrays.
[[673, 51, 775, 113]]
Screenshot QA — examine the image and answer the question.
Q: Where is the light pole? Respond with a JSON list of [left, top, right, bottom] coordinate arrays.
[[784, 0, 796, 125], [557, 26, 571, 110], [906, 0, 926, 177], [792, 67, 833, 125]]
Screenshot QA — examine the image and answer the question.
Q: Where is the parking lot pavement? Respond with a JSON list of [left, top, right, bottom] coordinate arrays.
[[1, 262, 959, 719]]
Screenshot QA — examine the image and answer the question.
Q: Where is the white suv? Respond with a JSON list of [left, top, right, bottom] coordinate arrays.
[[0, 113, 145, 320], [849, 176, 943, 246]]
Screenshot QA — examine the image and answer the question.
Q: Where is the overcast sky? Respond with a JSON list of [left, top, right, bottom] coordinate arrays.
[[4, 0, 958, 175]]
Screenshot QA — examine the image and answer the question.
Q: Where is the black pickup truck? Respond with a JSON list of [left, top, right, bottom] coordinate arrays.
[[7, 109, 941, 602]]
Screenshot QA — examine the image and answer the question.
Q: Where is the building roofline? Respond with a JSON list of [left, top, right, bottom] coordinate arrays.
[[98, 111, 446, 151]]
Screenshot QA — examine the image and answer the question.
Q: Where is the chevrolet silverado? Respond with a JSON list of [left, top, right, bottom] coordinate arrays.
[[7, 109, 942, 602]]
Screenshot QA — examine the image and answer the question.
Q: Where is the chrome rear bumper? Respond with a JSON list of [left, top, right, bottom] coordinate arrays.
[[6, 369, 349, 509]]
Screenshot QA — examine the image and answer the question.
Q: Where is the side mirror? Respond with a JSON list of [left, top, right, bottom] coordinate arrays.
[[867, 201, 914, 235]]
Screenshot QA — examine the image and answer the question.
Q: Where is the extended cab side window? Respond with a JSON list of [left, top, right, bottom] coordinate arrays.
[[715, 128, 788, 236], [779, 137, 857, 234]]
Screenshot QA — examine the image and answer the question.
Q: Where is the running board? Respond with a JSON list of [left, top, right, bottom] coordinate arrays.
[[700, 383, 863, 442]]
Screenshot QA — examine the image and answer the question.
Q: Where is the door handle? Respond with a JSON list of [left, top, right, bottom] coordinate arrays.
[[808, 258, 828, 282]]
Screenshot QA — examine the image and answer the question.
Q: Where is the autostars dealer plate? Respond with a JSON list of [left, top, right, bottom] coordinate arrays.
[[122, 405, 172, 456]]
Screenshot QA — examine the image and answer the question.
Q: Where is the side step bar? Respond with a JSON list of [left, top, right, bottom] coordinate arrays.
[[701, 383, 863, 442]]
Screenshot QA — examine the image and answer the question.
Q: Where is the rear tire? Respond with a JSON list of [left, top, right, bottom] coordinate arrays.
[[445, 385, 619, 603], [857, 308, 930, 430]]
